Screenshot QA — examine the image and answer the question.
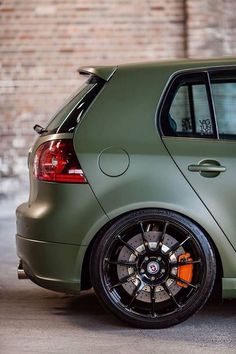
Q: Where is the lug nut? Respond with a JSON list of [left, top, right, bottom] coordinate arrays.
[[157, 257, 162, 261], [161, 269, 165, 273], [140, 269, 145, 274], [151, 276, 155, 281], [145, 257, 149, 261]]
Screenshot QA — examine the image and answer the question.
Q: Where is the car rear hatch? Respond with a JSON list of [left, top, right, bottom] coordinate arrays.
[[38, 65, 117, 136], [28, 65, 117, 199]]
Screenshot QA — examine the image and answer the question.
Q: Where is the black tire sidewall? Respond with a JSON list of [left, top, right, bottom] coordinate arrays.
[[90, 209, 216, 329]]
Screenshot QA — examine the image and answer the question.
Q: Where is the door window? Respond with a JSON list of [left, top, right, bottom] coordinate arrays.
[[210, 74, 236, 139], [161, 74, 214, 138]]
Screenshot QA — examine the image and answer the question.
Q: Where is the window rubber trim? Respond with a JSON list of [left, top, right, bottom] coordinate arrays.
[[205, 72, 219, 139], [156, 65, 236, 140], [188, 84, 196, 134]]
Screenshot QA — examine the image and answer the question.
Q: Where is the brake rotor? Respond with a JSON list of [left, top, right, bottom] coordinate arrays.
[[117, 231, 184, 303]]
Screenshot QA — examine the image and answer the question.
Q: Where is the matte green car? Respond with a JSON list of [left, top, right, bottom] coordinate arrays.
[[16, 58, 236, 328]]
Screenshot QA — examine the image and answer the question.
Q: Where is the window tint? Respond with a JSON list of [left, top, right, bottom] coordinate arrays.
[[192, 85, 212, 135], [162, 75, 213, 138], [169, 85, 191, 133], [210, 75, 236, 139], [46, 76, 105, 134]]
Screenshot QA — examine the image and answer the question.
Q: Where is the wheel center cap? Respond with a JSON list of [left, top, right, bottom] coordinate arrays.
[[147, 261, 160, 274]]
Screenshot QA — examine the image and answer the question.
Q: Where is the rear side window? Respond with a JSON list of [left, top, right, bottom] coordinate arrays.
[[210, 72, 236, 139], [161, 74, 214, 138], [46, 76, 105, 134]]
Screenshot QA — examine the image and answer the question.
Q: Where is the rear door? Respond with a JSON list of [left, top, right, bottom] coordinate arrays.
[[159, 68, 236, 250]]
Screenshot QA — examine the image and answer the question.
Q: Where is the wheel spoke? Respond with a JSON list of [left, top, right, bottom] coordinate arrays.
[[109, 273, 135, 291], [171, 275, 199, 290], [170, 259, 201, 268], [156, 222, 169, 250], [117, 235, 139, 257], [150, 285, 156, 317], [105, 258, 137, 267], [139, 222, 149, 251], [127, 279, 143, 308], [165, 235, 191, 255], [102, 215, 209, 322], [162, 282, 182, 308]]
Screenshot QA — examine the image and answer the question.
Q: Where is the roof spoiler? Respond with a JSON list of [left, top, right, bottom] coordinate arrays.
[[78, 66, 117, 81]]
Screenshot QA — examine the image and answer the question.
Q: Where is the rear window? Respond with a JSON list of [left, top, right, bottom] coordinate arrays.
[[46, 76, 105, 134]]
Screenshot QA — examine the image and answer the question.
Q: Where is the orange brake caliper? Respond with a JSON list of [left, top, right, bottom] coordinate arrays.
[[177, 252, 193, 288]]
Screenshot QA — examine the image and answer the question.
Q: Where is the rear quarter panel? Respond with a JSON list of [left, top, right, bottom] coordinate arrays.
[[74, 64, 236, 278]]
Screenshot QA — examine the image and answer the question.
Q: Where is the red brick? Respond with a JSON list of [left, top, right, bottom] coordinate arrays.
[[0, 0, 236, 193]]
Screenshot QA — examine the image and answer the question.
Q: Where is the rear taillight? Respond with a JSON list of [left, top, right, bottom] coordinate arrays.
[[33, 139, 87, 183]]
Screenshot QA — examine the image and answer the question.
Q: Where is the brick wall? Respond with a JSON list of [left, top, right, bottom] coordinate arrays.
[[0, 0, 235, 202], [187, 0, 236, 57]]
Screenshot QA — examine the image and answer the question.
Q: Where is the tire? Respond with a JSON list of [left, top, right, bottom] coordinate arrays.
[[90, 209, 216, 328]]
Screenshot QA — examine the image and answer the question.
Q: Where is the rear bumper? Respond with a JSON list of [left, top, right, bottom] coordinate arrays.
[[16, 234, 87, 294], [15, 182, 109, 294], [16, 182, 109, 246]]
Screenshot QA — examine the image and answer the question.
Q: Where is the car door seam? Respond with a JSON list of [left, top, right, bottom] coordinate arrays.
[[161, 138, 236, 253]]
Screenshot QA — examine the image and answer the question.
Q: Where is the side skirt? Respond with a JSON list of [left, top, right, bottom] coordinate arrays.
[[222, 278, 236, 299]]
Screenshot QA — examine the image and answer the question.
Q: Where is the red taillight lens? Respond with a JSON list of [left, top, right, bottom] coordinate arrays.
[[33, 140, 87, 183]]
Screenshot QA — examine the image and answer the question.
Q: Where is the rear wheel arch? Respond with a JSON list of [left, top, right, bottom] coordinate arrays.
[[81, 207, 222, 298], [89, 208, 216, 327]]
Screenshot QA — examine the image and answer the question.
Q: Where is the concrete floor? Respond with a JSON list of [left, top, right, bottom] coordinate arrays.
[[0, 217, 235, 354]]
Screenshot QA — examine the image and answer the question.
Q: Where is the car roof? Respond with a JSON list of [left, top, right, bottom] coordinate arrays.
[[79, 58, 236, 81]]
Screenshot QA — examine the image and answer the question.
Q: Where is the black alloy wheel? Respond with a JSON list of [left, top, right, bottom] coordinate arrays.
[[90, 209, 216, 328]]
